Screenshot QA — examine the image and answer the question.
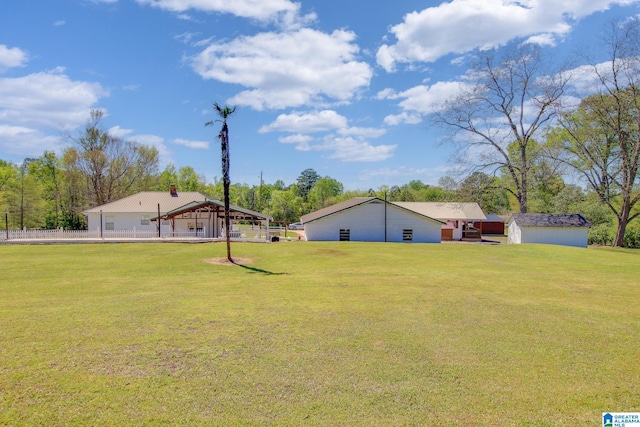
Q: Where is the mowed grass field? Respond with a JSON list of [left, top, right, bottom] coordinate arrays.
[[1, 241, 639, 426]]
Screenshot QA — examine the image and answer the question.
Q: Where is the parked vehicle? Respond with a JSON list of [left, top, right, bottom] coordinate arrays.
[[288, 222, 303, 230]]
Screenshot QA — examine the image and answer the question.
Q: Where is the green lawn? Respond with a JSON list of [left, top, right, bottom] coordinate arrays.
[[1, 241, 638, 426]]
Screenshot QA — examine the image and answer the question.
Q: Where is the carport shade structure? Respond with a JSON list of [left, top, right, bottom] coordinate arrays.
[[151, 198, 272, 239]]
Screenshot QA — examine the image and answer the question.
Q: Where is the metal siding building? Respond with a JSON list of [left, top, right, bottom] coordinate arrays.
[[302, 198, 443, 243]]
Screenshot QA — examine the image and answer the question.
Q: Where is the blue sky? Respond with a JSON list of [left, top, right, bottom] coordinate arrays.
[[1, 0, 639, 190]]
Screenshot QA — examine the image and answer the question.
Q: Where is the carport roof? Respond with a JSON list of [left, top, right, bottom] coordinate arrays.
[[153, 199, 272, 221]]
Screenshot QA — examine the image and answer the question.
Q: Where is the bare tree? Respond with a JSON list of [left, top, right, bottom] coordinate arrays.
[[434, 45, 570, 213], [65, 110, 159, 207], [206, 103, 237, 262]]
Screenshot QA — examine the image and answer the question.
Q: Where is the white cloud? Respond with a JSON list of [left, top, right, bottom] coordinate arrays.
[[262, 111, 393, 161], [191, 28, 372, 110], [53, 20, 66, 26], [376, 0, 637, 72], [338, 127, 387, 139], [108, 126, 173, 165], [383, 112, 422, 126], [0, 68, 108, 129], [259, 110, 348, 133], [278, 134, 312, 144], [0, 125, 64, 157], [172, 138, 209, 149], [379, 81, 471, 118], [278, 134, 313, 151], [128, 133, 173, 166], [135, 0, 314, 27], [318, 136, 396, 162], [108, 125, 134, 138], [0, 45, 29, 71]]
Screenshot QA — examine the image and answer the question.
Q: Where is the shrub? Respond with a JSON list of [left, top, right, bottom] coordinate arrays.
[[623, 226, 640, 249], [588, 223, 614, 246]]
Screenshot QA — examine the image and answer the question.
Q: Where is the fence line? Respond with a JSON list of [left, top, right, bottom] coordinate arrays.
[[0, 227, 208, 241], [0, 226, 289, 241]]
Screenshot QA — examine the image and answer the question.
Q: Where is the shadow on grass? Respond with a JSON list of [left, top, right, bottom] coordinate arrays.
[[231, 261, 288, 276]]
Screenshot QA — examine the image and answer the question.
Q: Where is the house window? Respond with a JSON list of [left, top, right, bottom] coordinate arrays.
[[403, 229, 413, 241], [105, 216, 114, 230], [339, 229, 350, 241], [141, 215, 150, 225], [188, 222, 203, 232]]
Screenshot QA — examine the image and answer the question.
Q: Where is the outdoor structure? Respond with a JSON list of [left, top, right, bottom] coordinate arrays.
[[83, 190, 206, 237], [507, 213, 592, 248], [83, 187, 272, 239], [473, 214, 506, 235], [301, 197, 443, 243], [392, 202, 487, 241], [152, 199, 272, 239]]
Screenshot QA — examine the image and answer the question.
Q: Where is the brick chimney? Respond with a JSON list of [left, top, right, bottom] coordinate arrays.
[[169, 184, 178, 197]]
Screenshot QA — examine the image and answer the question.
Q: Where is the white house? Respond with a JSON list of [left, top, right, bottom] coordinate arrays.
[[83, 188, 272, 238], [507, 214, 592, 248], [392, 202, 487, 240], [83, 190, 206, 236], [301, 197, 443, 243]]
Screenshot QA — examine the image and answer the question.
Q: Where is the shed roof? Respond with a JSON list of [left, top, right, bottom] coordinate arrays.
[[392, 202, 487, 221], [83, 191, 206, 214], [508, 213, 592, 228]]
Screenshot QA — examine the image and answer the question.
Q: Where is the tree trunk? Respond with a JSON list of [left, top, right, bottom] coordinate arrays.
[[613, 199, 631, 247], [221, 123, 232, 262]]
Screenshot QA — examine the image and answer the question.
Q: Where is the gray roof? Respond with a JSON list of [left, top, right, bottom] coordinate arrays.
[[83, 191, 206, 214], [508, 213, 592, 228]]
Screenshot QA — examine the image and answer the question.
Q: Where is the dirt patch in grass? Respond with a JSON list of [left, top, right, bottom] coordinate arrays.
[[204, 257, 254, 266]]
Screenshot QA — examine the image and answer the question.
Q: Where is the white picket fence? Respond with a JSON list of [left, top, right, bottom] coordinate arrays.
[[0, 226, 287, 241], [0, 227, 207, 241]]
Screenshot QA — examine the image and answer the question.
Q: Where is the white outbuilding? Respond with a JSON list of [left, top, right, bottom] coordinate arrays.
[[507, 213, 592, 248], [301, 197, 443, 243]]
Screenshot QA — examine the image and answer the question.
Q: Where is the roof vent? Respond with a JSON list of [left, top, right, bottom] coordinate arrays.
[[169, 184, 178, 197]]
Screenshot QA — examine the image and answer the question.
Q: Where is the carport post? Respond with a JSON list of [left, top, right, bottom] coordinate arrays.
[[100, 210, 103, 238], [5, 210, 8, 240], [157, 204, 161, 238]]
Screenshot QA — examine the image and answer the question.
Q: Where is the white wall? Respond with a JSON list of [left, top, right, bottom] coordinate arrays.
[[507, 221, 522, 244], [86, 212, 158, 232], [508, 223, 589, 248], [86, 212, 218, 237], [304, 201, 441, 243]]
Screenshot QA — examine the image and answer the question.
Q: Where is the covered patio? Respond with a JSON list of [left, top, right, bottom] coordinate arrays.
[[152, 199, 273, 241]]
